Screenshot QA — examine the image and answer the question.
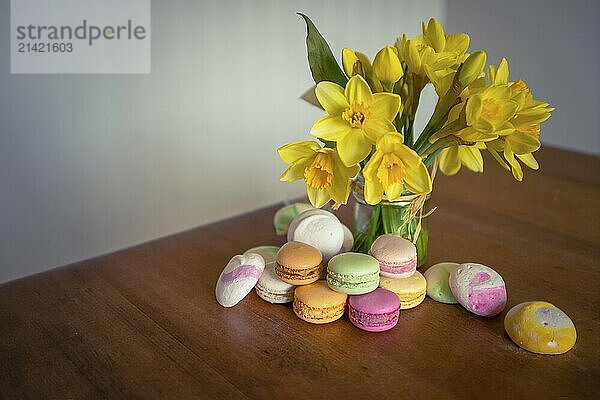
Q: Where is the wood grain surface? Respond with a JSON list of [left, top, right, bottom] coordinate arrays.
[[1, 146, 599, 399]]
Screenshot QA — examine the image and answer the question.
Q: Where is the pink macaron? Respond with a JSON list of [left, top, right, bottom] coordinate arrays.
[[348, 288, 400, 332], [369, 234, 417, 278], [449, 262, 507, 317]]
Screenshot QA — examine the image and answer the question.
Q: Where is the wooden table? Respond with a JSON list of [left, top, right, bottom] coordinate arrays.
[[1, 147, 599, 399]]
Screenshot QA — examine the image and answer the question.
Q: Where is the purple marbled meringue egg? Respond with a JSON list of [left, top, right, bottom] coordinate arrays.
[[449, 263, 506, 317], [215, 253, 265, 307]]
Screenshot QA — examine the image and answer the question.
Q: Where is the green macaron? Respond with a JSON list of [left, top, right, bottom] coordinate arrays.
[[327, 253, 380, 295]]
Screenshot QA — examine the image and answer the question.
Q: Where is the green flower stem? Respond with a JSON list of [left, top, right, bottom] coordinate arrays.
[[414, 74, 466, 154], [354, 204, 381, 253], [395, 109, 408, 134], [423, 145, 447, 167], [409, 74, 425, 120], [413, 126, 433, 155], [420, 134, 472, 165], [415, 119, 455, 154], [381, 205, 403, 233], [426, 136, 470, 157], [423, 137, 452, 157], [404, 118, 415, 146], [414, 132, 433, 155]]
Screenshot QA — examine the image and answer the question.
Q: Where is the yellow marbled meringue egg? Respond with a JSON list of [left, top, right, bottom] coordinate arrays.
[[504, 301, 576, 355]]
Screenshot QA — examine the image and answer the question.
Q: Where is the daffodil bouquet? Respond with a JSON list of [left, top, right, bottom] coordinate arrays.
[[278, 15, 553, 262]]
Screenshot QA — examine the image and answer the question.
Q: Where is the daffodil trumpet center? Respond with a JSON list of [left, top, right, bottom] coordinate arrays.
[[304, 152, 334, 189], [481, 98, 501, 122], [416, 43, 428, 52], [342, 102, 371, 128], [377, 153, 407, 187]]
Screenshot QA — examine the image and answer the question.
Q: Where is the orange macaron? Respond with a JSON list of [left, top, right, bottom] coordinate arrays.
[[275, 241, 323, 285], [294, 281, 347, 324]]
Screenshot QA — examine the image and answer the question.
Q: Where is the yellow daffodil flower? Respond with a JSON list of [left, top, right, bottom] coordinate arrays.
[[485, 138, 539, 181], [482, 59, 553, 180], [363, 133, 432, 204], [398, 35, 457, 78], [310, 75, 401, 167], [484, 100, 548, 181], [278, 141, 360, 208], [423, 18, 470, 57], [439, 143, 485, 175], [458, 85, 518, 141], [431, 58, 552, 181], [373, 45, 403, 84], [342, 48, 384, 93], [395, 18, 470, 80], [342, 48, 372, 78], [510, 80, 554, 130], [490, 59, 553, 134]]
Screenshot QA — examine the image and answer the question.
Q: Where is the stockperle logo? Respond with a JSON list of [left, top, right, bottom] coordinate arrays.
[[11, 0, 150, 74]]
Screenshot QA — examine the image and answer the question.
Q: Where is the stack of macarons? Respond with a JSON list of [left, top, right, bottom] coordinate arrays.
[[321, 252, 401, 331], [274, 239, 401, 331], [215, 205, 403, 332], [292, 251, 401, 331], [216, 203, 577, 351], [250, 246, 294, 304], [368, 234, 427, 310]]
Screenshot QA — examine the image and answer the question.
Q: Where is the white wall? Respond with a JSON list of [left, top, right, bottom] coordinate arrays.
[[446, 0, 600, 155], [0, 0, 444, 283]]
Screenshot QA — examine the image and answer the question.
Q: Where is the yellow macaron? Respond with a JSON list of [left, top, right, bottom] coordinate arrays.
[[379, 271, 427, 309]]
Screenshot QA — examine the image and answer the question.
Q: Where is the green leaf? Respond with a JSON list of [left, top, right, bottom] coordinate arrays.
[[298, 13, 348, 87]]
